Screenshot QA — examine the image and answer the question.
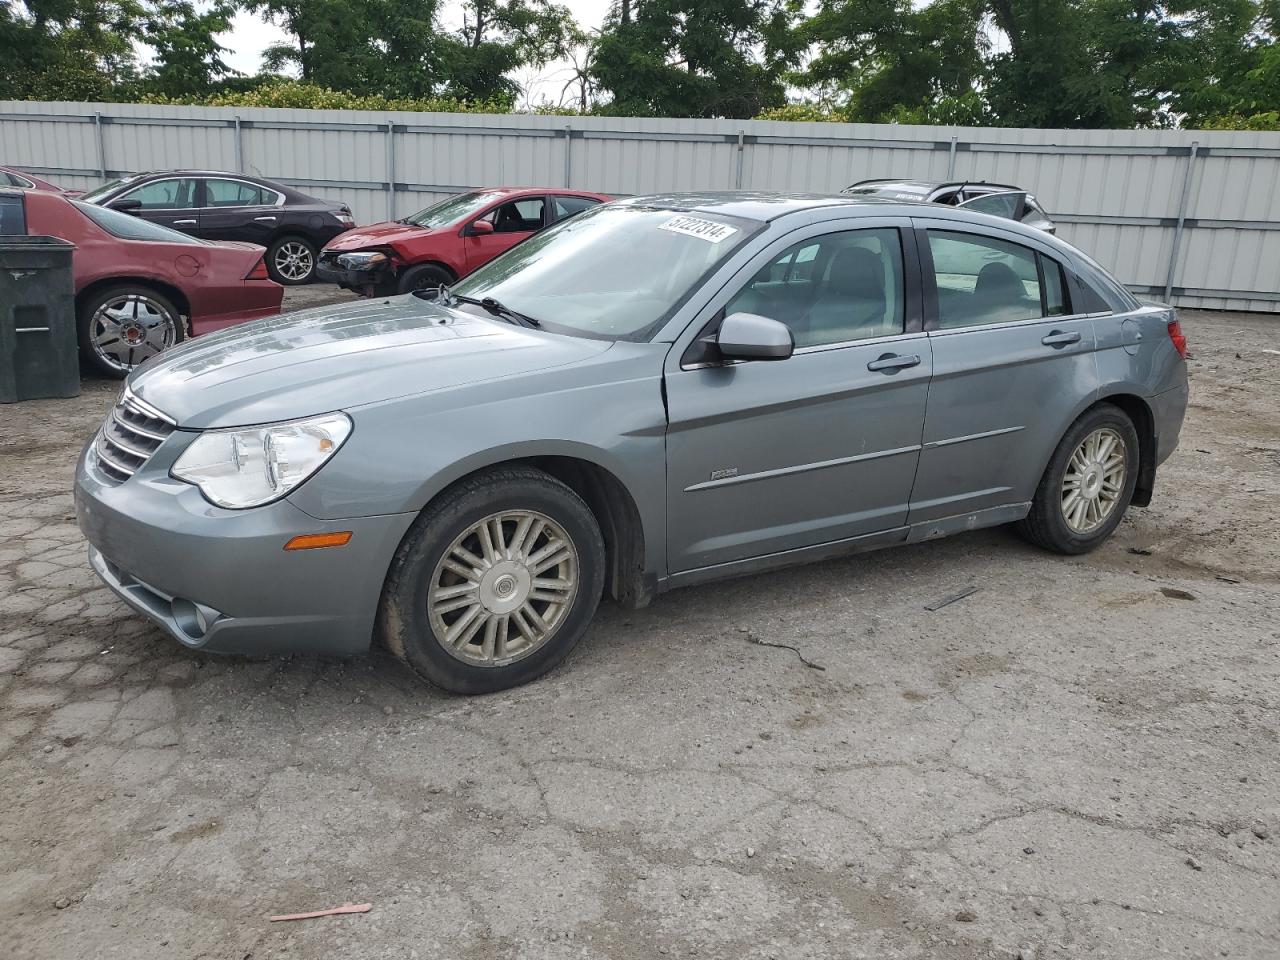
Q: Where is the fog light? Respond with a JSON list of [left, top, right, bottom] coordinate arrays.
[[171, 598, 220, 640]]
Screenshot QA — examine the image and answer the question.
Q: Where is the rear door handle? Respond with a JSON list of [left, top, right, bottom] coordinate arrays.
[[254, 215, 277, 222], [173, 219, 197, 226], [1041, 330, 1081, 347], [867, 353, 921, 373]]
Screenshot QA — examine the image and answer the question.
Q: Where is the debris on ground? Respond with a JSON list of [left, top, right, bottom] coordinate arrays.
[[269, 903, 372, 922], [925, 586, 981, 611], [741, 629, 826, 671], [954, 908, 978, 922], [1159, 587, 1197, 601], [1127, 547, 1153, 556]]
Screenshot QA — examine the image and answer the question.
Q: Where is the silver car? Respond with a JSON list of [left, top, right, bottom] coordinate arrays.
[[75, 193, 1188, 694], [842, 179, 1057, 233]]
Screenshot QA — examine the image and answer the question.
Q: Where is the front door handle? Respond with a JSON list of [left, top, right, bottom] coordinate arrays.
[[254, 215, 277, 222], [1041, 330, 1081, 347], [173, 219, 197, 226], [867, 353, 921, 373]]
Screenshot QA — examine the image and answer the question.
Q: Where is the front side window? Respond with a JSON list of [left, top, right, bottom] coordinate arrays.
[[928, 230, 1054, 328], [118, 178, 198, 210], [205, 179, 272, 207], [452, 205, 758, 341], [479, 197, 546, 233], [725, 228, 905, 348], [73, 200, 204, 244]]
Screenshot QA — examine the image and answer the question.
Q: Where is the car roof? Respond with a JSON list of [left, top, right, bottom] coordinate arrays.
[[615, 191, 925, 222], [847, 179, 1024, 194]]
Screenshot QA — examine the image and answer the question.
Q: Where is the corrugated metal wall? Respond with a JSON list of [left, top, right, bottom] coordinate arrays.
[[4, 100, 1279, 311]]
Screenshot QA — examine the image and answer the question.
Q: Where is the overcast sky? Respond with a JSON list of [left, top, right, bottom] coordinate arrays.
[[218, 0, 614, 108]]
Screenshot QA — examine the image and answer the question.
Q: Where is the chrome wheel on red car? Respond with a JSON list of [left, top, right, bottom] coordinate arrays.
[[78, 285, 184, 379]]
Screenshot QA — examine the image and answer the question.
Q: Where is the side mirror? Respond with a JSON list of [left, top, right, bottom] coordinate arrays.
[[715, 312, 794, 362], [467, 219, 494, 236], [108, 198, 142, 214]]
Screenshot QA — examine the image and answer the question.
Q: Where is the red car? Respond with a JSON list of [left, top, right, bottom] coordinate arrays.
[[1, 165, 82, 197], [0, 187, 282, 377], [318, 187, 611, 296]]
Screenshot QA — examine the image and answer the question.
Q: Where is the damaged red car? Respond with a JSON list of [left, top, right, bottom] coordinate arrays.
[[317, 187, 611, 296]]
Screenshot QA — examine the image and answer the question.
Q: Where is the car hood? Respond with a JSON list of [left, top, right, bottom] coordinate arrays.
[[324, 221, 444, 250], [129, 296, 612, 429]]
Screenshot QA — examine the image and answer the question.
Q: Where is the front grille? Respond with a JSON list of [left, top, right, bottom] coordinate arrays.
[[92, 389, 176, 484]]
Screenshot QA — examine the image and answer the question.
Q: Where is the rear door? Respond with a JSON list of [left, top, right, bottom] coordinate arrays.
[[663, 219, 932, 573], [197, 178, 282, 245], [111, 177, 201, 234], [462, 195, 546, 272], [908, 219, 1099, 525]]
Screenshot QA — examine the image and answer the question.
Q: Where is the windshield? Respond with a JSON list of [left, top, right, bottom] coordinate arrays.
[[73, 200, 205, 245], [79, 173, 147, 204], [451, 205, 759, 341], [402, 191, 506, 228]]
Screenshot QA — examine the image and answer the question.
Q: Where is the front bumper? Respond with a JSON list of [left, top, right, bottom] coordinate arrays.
[[74, 438, 415, 657], [316, 252, 391, 292]]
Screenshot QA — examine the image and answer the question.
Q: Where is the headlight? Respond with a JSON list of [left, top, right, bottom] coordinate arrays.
[[336, 251, 388, 270], [171, 412, 352, 509]]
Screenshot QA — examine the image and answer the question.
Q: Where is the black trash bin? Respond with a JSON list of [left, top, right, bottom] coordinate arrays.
[[0, 235, 78, 403]]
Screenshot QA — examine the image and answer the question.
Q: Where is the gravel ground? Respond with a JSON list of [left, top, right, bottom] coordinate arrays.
[[1, 292, 1278, 960]]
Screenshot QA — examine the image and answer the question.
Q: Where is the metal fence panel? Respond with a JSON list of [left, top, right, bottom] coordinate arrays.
[[3, 99, 1279, 311]]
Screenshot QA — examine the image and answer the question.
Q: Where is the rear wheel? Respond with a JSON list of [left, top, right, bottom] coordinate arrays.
[[267, 235, 317, 284], [397, 263, 453, 296], [379, 466, 606, 694], [1017, 404, 1139, 554], [77, 285, 184, 379]]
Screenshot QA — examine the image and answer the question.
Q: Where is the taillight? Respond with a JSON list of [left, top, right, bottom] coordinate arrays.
[[335, 209, 354, 227], [1167, 318, 1188, 359], [245, 257, 269, 280]]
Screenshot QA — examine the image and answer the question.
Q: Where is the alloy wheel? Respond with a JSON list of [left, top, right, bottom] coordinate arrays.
[[274, 241, 314, 281], [90, 294, 178, 374], [1061, 427, 1127, 534], [428, 510, 579, 666]]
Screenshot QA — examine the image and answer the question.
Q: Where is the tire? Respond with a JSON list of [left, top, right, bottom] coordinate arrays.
[[378, 466, 606, 694], [77, 284, 184, 379], [266, 235, 317, 285], [397, 263, 454, 296], [1017, 403, 1140, 555]]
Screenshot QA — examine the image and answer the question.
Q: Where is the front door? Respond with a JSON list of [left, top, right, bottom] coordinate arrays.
[[908, 220, 1099, 524], [664, 223, 932, 573], [463, 195, 546, 272], [113, 177, 201, 235]]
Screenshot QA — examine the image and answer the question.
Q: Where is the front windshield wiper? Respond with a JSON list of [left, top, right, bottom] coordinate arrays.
[[447, 289, 541, 328]]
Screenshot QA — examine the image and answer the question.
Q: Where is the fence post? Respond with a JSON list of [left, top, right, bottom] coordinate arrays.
[[233, 115, 244, 172], [92, 111, 107, 181], [564, 125, 573, 187], [1165, 141, 1200, 302], [948, 135, 958, 179], [735, 130, 745, 189], [385, 121, 396, 220]]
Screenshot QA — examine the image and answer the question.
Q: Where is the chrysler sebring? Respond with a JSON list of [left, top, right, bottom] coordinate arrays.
[[75, 193, 1189, 693]]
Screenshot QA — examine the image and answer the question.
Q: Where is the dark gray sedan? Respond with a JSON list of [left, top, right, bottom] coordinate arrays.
[[75, 193, 1188, 694]]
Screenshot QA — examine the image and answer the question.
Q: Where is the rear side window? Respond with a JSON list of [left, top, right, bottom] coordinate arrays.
[[928, 230, 1070, 328], [0, 193, 27, 235], [73, 200, 203, 244], [551, 195, 600, 223], [205, 179, 276, 207]]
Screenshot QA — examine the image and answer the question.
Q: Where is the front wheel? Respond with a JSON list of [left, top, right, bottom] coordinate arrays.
[[1017, 404, 1139, 554], [379, 466, 606, 694], [266, 236, 317, 284], [397, 263, 453, 296]]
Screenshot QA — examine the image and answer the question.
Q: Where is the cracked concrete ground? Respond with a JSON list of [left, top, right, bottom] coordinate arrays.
[[2, 294, 1278, 960]]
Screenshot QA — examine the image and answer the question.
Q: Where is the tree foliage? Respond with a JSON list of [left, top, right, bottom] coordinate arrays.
[[4, 0, 1280, 129]]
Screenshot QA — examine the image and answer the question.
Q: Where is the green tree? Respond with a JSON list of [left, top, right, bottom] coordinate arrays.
[[1, 0, 143, 100], [592, 0, 798, 118], [796, 0, 990, 123], [442, 0, 578, 104], [139, 0, 238, 97]]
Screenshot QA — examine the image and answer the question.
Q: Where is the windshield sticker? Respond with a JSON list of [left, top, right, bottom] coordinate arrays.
[[658, 216, 738, 243]]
